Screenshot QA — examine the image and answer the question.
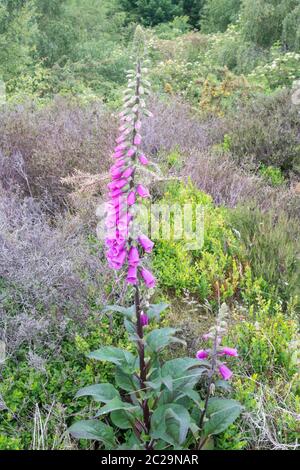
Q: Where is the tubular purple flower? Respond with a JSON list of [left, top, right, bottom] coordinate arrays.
[[140, 311, 149, 327], [136, 184, 150, 198], [140, 268, 156, 288], [127, 148, 136, 157], [219, 347, 238, 357], [196, 350, 209, 360], [138, 234, 154, 253], [134, 134, 142, 145], [139, 154, 149, 165], [218, 364, 233, 381], [128, 246, 140, 266], [126, 265, 138, 285], [127, 191, 136, 206]]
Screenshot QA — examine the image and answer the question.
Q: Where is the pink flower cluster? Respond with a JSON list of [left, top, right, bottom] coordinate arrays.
[[105, 69, 156, 289], [196, 337, 238, 381]]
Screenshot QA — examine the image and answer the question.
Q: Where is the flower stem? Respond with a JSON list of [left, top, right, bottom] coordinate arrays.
[[134, 284, 151, 448], [197, 330, 218, 450]]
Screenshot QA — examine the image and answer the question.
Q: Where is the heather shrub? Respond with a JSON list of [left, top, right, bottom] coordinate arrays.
[[223, 89, 300, 172], [180, 149, 299, 219], [229, 206, 300, 306], [0, 98, 115, 208], [143, 96, 217, 154], [0, 190, 129, 358]]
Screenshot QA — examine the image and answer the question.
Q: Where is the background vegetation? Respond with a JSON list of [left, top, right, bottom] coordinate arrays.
[[0, 0, 299, 450]]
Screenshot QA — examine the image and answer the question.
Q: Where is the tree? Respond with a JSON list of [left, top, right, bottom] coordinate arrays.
[[0, 1, 37, 82], [282, 4, 300, 51], [201, 0, 241, 33], [34, 0, 78, 66], [119, 0, 184, 26], [240, 0, 299, 48]]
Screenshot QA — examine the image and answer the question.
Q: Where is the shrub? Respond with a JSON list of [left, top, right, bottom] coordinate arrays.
[[0, 314, 126, 449], [0, 98, 115, 209], [229, 297, 299, 376], [223, 89, 300, 172], [229, 206, 300, 307], [240, 0, 299, 49], [258, 165, 285, 186], [201, 0, 241, 33], [282, 5, 300, 52], [153, 181, 246, 302]]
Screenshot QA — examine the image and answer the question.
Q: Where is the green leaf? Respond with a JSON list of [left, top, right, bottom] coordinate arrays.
[[115, 367, 139, 392], [102, 305, 135, 320], [204, 398, 242, 437], [145, 328, 185, 353], [75, 383, 120, 403], [151, 404, 191, 447], [87, 346, 136, 372], [110, 410, 135, 430], [161, 358, 208, 390], [96, 397, 139, 417], [147, 303, 169, 321], [68, 420, 116, 448]]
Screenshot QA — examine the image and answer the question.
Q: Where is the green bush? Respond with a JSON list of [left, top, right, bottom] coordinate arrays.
[[0, 315, 129, 449], [283, 4, 300, 52], [201, 0, 241, 33], [258, 165, 285, 186], [224, 89, 300, 172], [229, 206, 300, 307], [229, 297, 298, 376], [153, 181, 246, 302], [240, 0, 299, 49]]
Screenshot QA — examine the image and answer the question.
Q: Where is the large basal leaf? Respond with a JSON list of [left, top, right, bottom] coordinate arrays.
[[115, 366, 139, 392], [147, 303, 169, 321], [110, 409, 139, 430], [150, 404, 191, 447], [203, 398, 242, 437], [161, 357, 209, 390], [75, 383, 120, 403], [145, 328, 185, 353], [87, 346, 136, 372], [101, 305, 135, 320], [68, 420, 116, 448], [95, 396, 139, 417]]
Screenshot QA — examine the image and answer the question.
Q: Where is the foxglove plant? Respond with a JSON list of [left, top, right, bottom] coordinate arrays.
[[69, 28, 242, 451]]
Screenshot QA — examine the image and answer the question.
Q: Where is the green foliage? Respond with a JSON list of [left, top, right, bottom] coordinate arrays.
[[240, 0, 299, 49], [69, 302, 241, 449], [258, 165, 285, 186], [230, 297, 299, 376], [153, 181, 246, 302], [248, 44, 300, 89], [0, 1, 37, 83], [201, 0, 241, 33], [119, 0, 184, 26], [0, 315, 128, 449], [282, 4, 300, 52], [229, 206, 299, 306]]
